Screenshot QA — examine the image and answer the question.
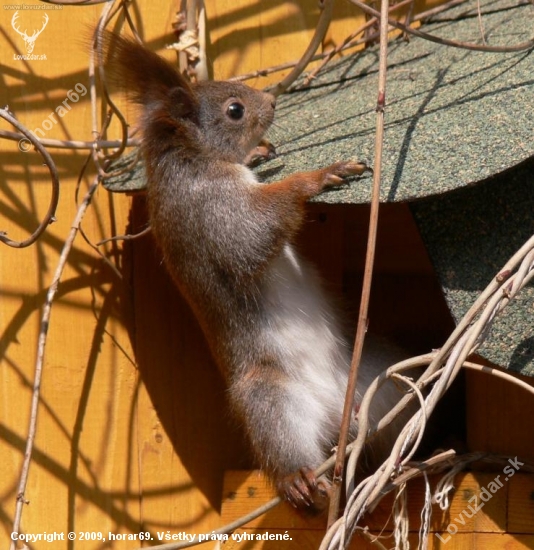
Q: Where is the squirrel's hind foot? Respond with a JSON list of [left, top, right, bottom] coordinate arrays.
[[276, 467, 330, 513]]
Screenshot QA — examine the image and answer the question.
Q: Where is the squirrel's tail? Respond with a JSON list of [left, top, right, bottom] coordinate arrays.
[[98, 31, 199, 119]]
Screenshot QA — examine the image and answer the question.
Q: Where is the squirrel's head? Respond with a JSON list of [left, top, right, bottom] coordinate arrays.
[[194, 80, 275, 163], [101, 32, 275, 164]]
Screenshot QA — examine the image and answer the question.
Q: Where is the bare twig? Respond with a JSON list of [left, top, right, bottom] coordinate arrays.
[[96, 225, 151, 246], [0, 107, 60, 248], [90, 0, 131, 169], [9, 177, 100, 550], [75, 151, 126, 284], [462, 361, 534, 397], [0, 129, 138, 150], [327, 0, 390, 528], [357, 527, 389, 550], [171, 0, 207, 81], [476, 0, 488, 45], [269, 0, 335, 96], [402, 0, 416, 41]]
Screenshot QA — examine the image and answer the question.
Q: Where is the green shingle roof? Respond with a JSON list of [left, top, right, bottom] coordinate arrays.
[[259, 0, 533, 203]]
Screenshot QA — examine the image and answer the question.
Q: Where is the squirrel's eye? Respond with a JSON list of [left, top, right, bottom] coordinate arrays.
[[226, 102, 245, 120]]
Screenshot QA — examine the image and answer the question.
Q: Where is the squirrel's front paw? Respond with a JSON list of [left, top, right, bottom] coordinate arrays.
[[245, 138, 277, 167], [322, 160, 372, 187], [276, 467, 330, 513]]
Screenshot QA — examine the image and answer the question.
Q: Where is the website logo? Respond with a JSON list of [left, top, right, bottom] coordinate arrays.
[[11, 11, 48, 54]]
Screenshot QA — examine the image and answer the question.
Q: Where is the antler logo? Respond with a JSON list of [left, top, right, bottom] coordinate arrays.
[[11, 11, 49, 54]]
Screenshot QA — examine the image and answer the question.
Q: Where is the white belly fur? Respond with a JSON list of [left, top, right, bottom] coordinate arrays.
[[262, 244, 353, 442], [261, 244, 406, 449]]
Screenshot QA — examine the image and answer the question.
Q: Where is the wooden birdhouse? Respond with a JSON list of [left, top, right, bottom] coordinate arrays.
[[1, 0, 533, 549]]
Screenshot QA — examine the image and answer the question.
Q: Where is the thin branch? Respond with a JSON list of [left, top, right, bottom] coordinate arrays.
[[402, 0, 416, 41], [390, 373, 428, 466], [476, 0, 488, 45], [357, 527, 389, 550], [0, 129, 138, 150], [0, 107, 60, 248], [90, 0, 131, 169], [269, 0, 335, 96], [462, 361, 534, 397], [75, 151, 126, 284], [96, 225, 151, 246], [9, 177, 101, 549], [169, 0, 207, 81], [327, 0, 390, 528]]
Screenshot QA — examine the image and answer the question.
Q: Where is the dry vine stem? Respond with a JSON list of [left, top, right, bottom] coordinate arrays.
[[172, 0, 208, 80], [0, 108, 60, 248], [9, 177, 100, 550], [0, 130, 138, 150], [327, 0, 391, 529], [270, 0, 335, 96], [301, 0, 416, 88]]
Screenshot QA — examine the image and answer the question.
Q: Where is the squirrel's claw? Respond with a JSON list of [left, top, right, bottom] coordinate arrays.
[[277, 467, 330, 513], [245, 138, 277, 167], [331, 160, 372, 177]]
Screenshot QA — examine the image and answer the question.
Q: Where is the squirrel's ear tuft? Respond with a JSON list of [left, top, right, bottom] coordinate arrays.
[[99, 31, 199, 118]]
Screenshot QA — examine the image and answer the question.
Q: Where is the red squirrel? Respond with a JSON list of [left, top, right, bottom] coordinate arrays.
[[103, 33, 406, 511]]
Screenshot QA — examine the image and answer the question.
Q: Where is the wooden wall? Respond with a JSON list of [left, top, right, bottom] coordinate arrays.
[[0, 1, 474, 549]]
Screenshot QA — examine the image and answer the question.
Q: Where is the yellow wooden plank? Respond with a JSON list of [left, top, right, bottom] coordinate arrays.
[[221, 470, 325, 530], [432, 533, 534, 550], [508, 474, 534, 534], [208, 0, 322, 84], [466, 367, 534, 459], [0, 2, 174, 547], [222, 470, 509, 533], [224, 528, 422, 549], [223, 471, 534, 549]]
